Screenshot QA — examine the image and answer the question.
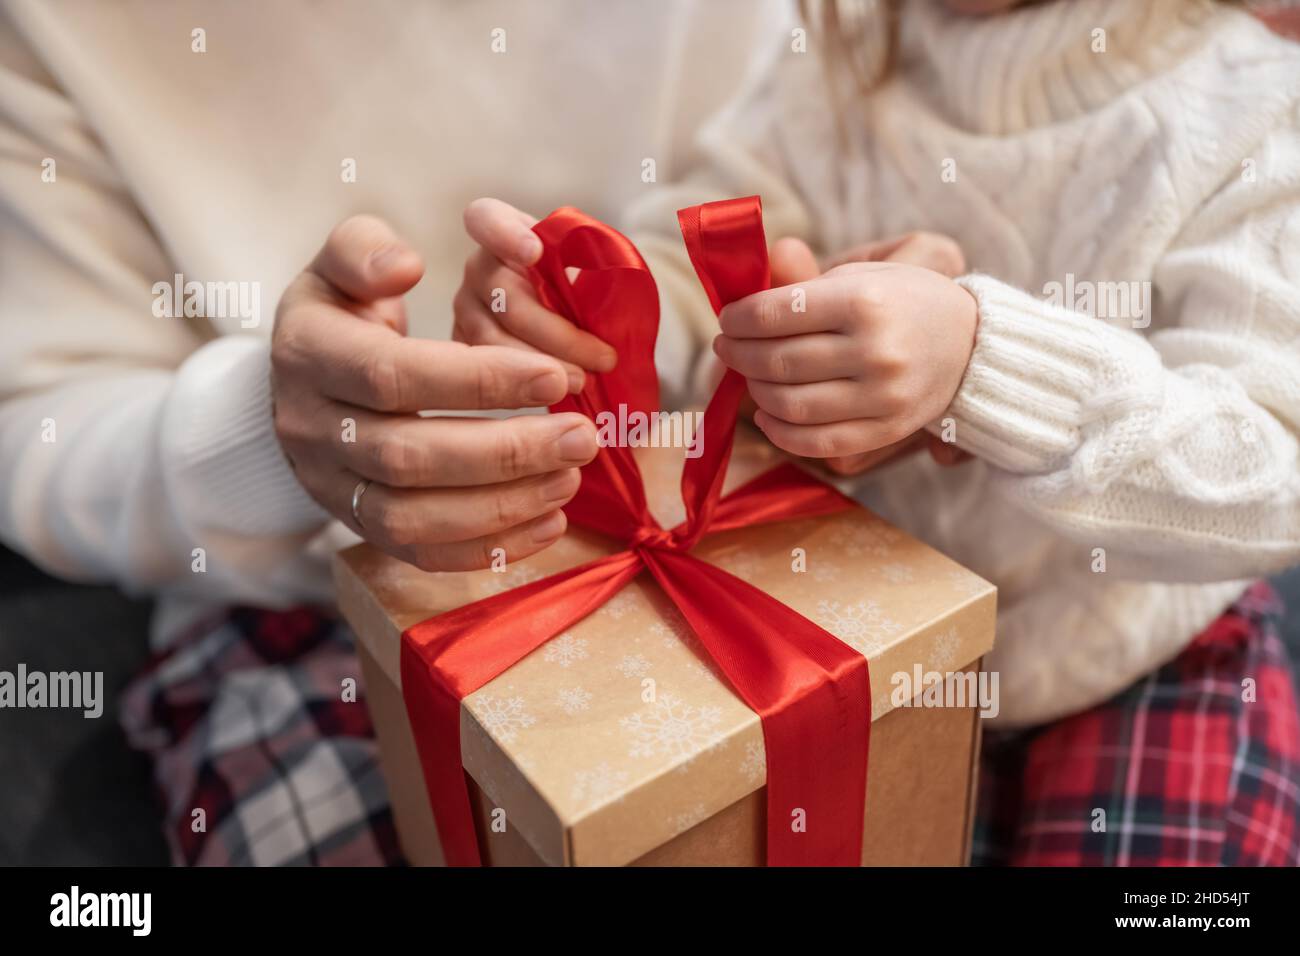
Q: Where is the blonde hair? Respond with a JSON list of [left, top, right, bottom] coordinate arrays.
[[800, 0, 900, 98], [797, 0, 899, 150]]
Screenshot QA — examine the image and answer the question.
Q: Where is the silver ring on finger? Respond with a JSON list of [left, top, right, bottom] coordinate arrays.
[[351, 478, 373, 530]]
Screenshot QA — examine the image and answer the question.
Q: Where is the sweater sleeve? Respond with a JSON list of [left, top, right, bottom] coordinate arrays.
[[942, 123, 1300, 583], [0, 25, 331, 606]]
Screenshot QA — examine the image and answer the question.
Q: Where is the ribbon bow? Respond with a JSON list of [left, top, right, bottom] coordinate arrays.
[[400, 197, 871, 866]]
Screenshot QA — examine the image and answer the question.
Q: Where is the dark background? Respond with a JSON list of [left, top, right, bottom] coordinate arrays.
[[2, 543, 1298, 866]]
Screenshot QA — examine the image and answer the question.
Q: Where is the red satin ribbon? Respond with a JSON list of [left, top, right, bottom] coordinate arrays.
[[400, 197, 871, 866]]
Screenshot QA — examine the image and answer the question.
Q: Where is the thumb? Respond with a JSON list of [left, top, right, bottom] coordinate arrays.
[[769, 236, 820, 286], [309, 214, 425, 303]]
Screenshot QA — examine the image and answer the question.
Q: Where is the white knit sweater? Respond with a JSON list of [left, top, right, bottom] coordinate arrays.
[[627, 0, 1300, 725], [0, 0, 788, 642]]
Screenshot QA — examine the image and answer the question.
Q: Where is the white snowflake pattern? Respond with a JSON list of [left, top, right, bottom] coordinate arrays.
[[945, 567, 988, 597], [671, 803, 709, 835], [556, 686, 593, 715], [877, 562, 915, 585], [542, 632, 589, 668], [739, 740, 767, 786], [682, 656, 719, 682], [469, 694, 536, 744], [930, 627, 961, 670], [714, 548, 760, 579], [599, 588, 638, 619], [650, 608, 692, 648], [480, 563, 545, 596], [616, 654, 651, 678], [620, 693, 723, 760], [570, 762, 631, 806], [815, 599, 903, 655], [810, 560, 842, 583], [830, 519, 901, 557]]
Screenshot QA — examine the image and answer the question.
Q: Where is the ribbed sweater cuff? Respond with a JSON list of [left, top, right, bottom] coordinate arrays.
[[161, 336, 329, 536], [943, 273, 1158, 474]]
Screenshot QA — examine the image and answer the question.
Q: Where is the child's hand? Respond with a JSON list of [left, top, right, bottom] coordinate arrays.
[[715, 248, 978, 461], [453, 198, 616, 387]]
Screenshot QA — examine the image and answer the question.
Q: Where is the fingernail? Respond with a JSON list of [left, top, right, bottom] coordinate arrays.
[[596, 349, 617, 373], [556, 423, 596, 462], [542, 469, 579, 502], [369, 245, 403, 274], [527, 369, 567, 405], [566, 368, 586, 394], [530, 510, 566, 543], [518, 232, 543, 265]]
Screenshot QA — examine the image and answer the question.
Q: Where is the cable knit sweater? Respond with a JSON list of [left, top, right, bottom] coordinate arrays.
[[627, 0, 1300, 725]]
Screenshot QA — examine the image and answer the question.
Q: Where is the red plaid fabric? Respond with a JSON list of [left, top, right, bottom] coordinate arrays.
[[120, 607, 403, 866], [975, 582, 1300, 866]]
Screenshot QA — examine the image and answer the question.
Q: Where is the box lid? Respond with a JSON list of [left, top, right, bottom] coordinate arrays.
[[334, 430, 996, 865]]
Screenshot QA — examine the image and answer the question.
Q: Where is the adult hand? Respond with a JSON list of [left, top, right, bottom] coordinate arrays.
[[271, 215, 599, 571], [453, 197, 617, 379]]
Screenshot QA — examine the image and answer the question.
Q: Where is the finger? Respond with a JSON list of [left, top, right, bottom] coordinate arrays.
[[717, 270, 885, 339], [463, 197, 542, 272], [824, 432, 927, 475], [769, 237, 821, 286], [280, 270, 411, 336], [822, 236, 906, 270], [408, 510, 569, 572], [464, 250, 616, 371], [363, 297, 409, 336], [354, 467, 582, 547], [823, 450, 894, 476], [746, 378, 877, 426], [713, 333, 862, 383], [453, 290, 586, 392], [825, 232, 966, 277], [328, 407, 598, 487], [278, 305, 572, 411], [309, 214, 426, 302], [752, 411, 906, 459], [877, 232, 966, 277]]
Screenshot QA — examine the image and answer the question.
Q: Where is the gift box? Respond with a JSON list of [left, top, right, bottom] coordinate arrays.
[[333, 197, 997, 865], [335, 425, 995, 865]]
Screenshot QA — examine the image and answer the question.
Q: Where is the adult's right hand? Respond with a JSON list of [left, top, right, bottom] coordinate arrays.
[[271, 215, 598, 571]]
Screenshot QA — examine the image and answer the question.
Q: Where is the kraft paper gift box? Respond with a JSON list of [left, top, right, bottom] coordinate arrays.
[[334, 428, 997, 866]]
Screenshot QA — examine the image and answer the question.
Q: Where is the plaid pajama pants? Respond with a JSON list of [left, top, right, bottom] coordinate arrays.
[[120, 607, 403, 866], [122, 584, 1299, 867], [974, 582, 1300, 866]]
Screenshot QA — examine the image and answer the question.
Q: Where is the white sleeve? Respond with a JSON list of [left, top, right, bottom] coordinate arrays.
[[0, 22, 330, 605], [942, 123, 1300, 583]]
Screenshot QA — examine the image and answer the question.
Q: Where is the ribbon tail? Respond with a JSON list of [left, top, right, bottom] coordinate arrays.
[[400, 550, 643, 866], [704, 461, 856, 534], [640, 548, 870, 866], [399, 642, 480, 865], [674, 197, 770, 543]]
